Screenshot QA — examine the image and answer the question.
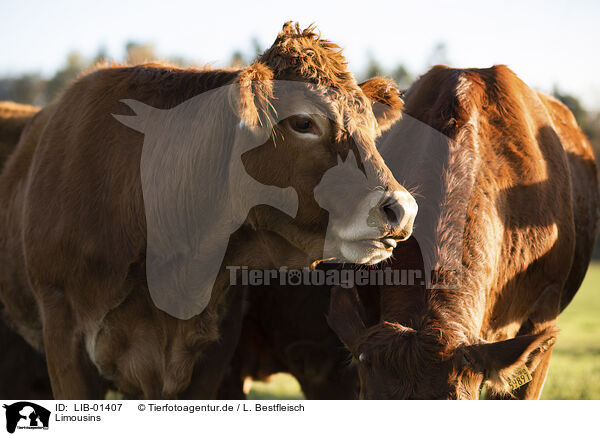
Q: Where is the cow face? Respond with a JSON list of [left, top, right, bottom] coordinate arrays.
[[230, 65, 417, 266], [112, 22, 417, 319], [228, 22, 417, 266], [328, 287, 558, 399], [113, 74, 416, 319]]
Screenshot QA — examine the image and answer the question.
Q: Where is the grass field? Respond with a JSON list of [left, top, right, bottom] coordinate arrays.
[[541, 262, 600, 399], [248, 263, 600, 400]]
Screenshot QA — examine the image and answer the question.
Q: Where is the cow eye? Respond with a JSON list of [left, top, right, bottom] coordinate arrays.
[[288, 115, 321, 136]]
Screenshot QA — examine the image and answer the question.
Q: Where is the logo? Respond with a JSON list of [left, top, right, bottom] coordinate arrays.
[[3, 402, 50, 434]]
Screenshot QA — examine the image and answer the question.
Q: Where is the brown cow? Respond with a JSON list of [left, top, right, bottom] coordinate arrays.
[[0, 102, 53, 400], [329, 65, 600, 399], [0, 102, 38, 171], [0, 23, 417, 399]]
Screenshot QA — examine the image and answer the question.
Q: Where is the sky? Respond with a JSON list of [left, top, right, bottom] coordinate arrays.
[[1, 0, 599, 109]]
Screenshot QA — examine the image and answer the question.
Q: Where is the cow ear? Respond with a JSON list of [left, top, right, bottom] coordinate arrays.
[[463, 328, 559, 393], [359, 77, 404, 131], [327, 286, 367, 352], [231, 62, 275, 130]]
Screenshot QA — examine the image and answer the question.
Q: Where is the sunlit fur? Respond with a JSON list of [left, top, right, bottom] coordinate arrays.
[[329, 65, 600, 400]]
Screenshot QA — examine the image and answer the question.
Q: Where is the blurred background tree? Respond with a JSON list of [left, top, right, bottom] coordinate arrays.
[[13, 74, 45, 105], [125, 42, 157, 65], [229, 50, 246, 69], [45, 51, 86, 102], [363, 55, 385, 79], [359, 53, 413, 91], [391, 64, 413, 91], [426, 42, 450, 67]]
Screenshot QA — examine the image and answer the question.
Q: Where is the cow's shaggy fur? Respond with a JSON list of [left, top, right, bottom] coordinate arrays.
[[329, 65, 600, 399]]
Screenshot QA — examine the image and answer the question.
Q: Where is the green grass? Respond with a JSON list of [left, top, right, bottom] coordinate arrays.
[[541, 262, 600, 399], [249, 263, 600, 400], [247, 374, 303, 400]]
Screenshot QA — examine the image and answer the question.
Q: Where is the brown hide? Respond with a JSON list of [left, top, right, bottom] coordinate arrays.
[[328, 65, 600, 399]]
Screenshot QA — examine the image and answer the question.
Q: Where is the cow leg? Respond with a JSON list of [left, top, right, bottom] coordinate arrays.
[[0, 319, 52, 400], [39, 290, 104, 399], [179, 285, 246, 399], [216, 357, 246, 400]]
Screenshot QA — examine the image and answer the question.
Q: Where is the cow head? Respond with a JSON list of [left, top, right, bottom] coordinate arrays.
[[112, 22, 418, 319], [328, 287, 558, 399], [229, 22, 417, 265]]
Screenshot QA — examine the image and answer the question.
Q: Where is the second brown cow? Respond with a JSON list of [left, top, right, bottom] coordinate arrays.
[[329, 65, 600, 399]]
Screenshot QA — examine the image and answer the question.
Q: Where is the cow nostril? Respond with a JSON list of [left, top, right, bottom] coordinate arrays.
[[381, 198, 401, 226]]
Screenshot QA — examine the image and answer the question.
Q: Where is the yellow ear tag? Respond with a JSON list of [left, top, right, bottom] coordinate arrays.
[[505, 365, 533, 390]]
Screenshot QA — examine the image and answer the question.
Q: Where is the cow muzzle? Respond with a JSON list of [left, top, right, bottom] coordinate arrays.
[[326, 189, 418, 265]]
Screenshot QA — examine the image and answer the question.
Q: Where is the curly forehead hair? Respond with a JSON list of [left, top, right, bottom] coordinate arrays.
[[254, 21, 399, 152], [257, 21, 357, 91]]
